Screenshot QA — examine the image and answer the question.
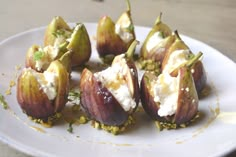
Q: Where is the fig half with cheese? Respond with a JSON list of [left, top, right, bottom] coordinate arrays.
[[26, 23, 91, 71], [140, 13, 173, 63], [80, 44, 139, 128], [162, 31, 207, 94], [17, 60, 69, 120], [96, 0, 135, 63], [140, 65, 198, 126]]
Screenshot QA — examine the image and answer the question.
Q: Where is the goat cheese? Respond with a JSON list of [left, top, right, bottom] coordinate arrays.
[[94, 56, 136, 112], [151, 73, 179, 117], [146, 32, 164, 52]]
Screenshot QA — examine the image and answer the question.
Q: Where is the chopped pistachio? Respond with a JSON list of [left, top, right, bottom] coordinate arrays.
[[0, 94, 8, 109], [33, 50, 44, 61], [67, 122, 74, 133], [68, 90, 81, 105], [91, 116, 135, 135]]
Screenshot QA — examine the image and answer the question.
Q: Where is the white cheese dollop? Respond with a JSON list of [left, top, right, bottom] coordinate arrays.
[[40, 71, 58, 100], [151, 73, 179, 117], [115, 21, 134, 43], [162, 49, 190, 74], [94, 55, 136, 112], [146, 31, 164, 52]]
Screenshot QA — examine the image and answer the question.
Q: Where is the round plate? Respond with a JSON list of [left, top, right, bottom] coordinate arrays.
[[0, 23, 236, 157]]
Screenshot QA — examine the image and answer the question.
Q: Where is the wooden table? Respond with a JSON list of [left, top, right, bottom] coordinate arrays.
[[0, 0, 235, 156]]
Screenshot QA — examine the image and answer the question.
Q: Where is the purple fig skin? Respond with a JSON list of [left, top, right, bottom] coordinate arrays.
[[140, 66, 199, 125], [17, 60, 69, 120], [80, 60, 139, 126], [140, 72, 171, 122], [192, 61, 207, 94], [174, 66, 199, 124], [80, 68, 128, 126]]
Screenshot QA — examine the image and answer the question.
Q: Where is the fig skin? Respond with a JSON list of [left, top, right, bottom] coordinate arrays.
[[17, 60, 69, 120], [140, 13, 172, 62], [80, 59, 139, 126], [44, 16, 71, 46], [66, 23, 91, 67], [140, 66, 199, 125]]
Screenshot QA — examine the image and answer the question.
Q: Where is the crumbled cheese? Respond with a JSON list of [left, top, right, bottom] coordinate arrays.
[[35, 46, 59, 71], [163, 49, 190, 74], [115, 22, 134, 43], [94, 55, 136, 112], [146, 32, 164, 52], [41, 71, 57, 100], [151, 73, 179, 117], [28, 68, 58, 100]]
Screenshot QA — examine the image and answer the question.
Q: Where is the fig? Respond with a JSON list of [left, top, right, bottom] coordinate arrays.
[[66, 23, 91, 67], [140, 13, 173, 63], [140, 65, 198, 125], [80, 42, 139, 127], [17, 60, 69, 120], [162, 31, 207, 94], [44, 16, 71, 47], [96, 0, 135, 62]]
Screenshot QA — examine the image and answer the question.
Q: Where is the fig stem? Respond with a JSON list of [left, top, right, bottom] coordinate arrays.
[[125, 40, 139, 60], [154, 12, 162, 25], [186, 52, 203, 68], [126, 0, 131, 12], [59, 41, 68, 51], [174, 30, 182, 40]]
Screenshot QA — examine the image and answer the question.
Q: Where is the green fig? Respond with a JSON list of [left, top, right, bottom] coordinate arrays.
[[17, 60, 69, 120], [96, 0, 135, 62], [140, 13, 172, 62], [44, 16, 72, 47], [66, 23, 91, 67]]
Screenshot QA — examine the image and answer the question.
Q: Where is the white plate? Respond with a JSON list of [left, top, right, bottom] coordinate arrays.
[[0, 23, 236, 157]]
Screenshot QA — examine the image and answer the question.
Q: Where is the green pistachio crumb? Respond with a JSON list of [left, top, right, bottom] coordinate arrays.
[[67, 122, 74, 133], [33, 50, 44, 61], [0, 94, 8, 109]]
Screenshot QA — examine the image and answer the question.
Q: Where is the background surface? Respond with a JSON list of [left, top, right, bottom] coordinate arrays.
[[0, 0, 235, 156]]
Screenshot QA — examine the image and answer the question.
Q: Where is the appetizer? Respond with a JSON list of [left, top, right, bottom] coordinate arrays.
[[80, 41, 139, 134], [141, 53, 203, 128]]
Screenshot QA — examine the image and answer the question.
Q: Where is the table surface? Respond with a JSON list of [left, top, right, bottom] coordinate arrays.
[[0, 0, 235, 156]]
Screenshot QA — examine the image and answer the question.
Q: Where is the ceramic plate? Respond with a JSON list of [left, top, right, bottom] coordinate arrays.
[[0, 23, 236, 157]]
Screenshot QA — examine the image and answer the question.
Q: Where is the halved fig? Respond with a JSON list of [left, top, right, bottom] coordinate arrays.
[[80, 53, 139, 126], [140, 13, 173, 63], [17, 60, 69, 120], [96, 0, 135, 62], [162, 31, 207, 94], [44, 16, 71, 47], [141, 65, 198, 125]]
